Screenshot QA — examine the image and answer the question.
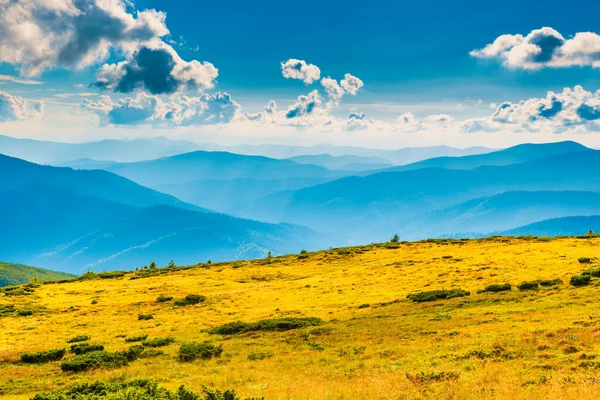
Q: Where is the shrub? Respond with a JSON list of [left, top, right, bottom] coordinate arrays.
[[31, 380, 257, 400], [517, 281, 539, 291], [70, 343, 104, 355], [17, 309, 34, 316], [125, 334, 148, 343], [156, 294, 173, 303], [358, 303, 370, 309], [21, 348, 66, 364], [208, 317, 323, 335], [405, 371, 460, 384], [247, 351, 274, 361], [179, 343, 223, 362], [579, 257, 592, 264], [67, 335, 90, 343], [406, 289, 470, 303], [570, 274, 592, 287], [390, 234, 400, 243], [478, 283, 512, 293], [60, 351, 129, 372], [142, 336, 175, 347], [585, 268, 600, 278], [174, 294, 205, 306], [137, 314, 153, 320], [539, 279, 563, 287]]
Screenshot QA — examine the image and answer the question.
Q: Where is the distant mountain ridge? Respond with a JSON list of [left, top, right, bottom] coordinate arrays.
[[0, 155, 329, 273], [499, 216, 600, 237]]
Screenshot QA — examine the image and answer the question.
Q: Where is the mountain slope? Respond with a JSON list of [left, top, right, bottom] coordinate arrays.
[[500, 216, 600, 237], [288, 154, 394, 171], [0, 154, 198, 210], [375, 141, 591, 173], [382, 191, 600, 239], [0, 156, 329, 273], [0, 262, 75, 287], [234, 149, 600, 239]]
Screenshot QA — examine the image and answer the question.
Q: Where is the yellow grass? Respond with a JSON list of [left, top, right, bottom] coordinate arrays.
[[2, 236, 600, 399]]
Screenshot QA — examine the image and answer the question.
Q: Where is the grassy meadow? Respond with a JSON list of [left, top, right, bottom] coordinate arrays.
[[2, 236, 600, 399]]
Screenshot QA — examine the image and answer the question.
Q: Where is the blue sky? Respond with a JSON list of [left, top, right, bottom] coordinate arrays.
[[1, 0, 600, 148]]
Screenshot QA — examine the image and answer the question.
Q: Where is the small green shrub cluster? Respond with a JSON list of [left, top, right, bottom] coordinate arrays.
[[517, 281, 539, 291], [67, 335, 90, 343], [406, 289, 470, 303], [405, 371, 460, 384], [156, 294, 173, 303], [174, 294, 205, 306], [142, 336, 175, 347], [208, 317, 323, 335], [125, 334, 148, 343], [584, 268, 600, 277], [247, 351, 274, 361], [70, 343, 104, 355], [60, 345, 145, 372], [138, 314, 153, 320], [21, 348, 66, 364], [178, 343, 223, 362], [570, 274, 592, 287], [17, 309, 34, 316], [478, 283, 511, 293], [539, 279, 563, 287], [31, 379, 261, 400], [578, 257, 592, 264]]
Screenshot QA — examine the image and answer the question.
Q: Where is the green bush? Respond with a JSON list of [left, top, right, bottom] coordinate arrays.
[[156, 294, 173, 303], [70, 343, 104, 355], [67, 335, 90, 343], [125, 334, 148, 343], [174, 294, 205, 306], [21, 348, 66, 364], [478, 283, 511, 293], [585, 268, 600, 278], [247, 351, 274, 361], [406, 289, 470, 303], [517, 281, 539, 291], [539, 279, 563, 287], [178, 343, 223, 362], [579, 257, 592, 264], [142, 336, 175, 347], [570, 274, 592, 287], [31, 380, 260, 400], [208, 317, 323, 335], [17, 309, 34, 316], [138, 314, 153, 320], [60, 351, 128, 372]]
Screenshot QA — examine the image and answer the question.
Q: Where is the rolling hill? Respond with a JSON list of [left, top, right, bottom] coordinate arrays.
[[287, 154, 394, 171], [0, 155, 329, 273], [0, 262, 75, 287], [233, 148, 600, 240], [500, 215, 600, 237], [2, 236, 600, 399]]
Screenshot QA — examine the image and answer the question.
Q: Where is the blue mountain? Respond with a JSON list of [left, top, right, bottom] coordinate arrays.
[[499, 216, 600, 237]]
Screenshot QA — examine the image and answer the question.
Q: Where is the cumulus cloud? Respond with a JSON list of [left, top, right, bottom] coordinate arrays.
[[320, 77, 345, 105], [471, 27, 600, 70], [0, 91, 44, 122], [93, 44, 218, 94], [285, 90, 322, 119], [0, 0, 169, 76], [82, 91, 243, 126], [281, 59, 321, 84], [340, 73, 364, 95]]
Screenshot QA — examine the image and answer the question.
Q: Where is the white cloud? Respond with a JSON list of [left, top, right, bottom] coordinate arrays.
[[471, 27, 600, 70], [340, 73, 364, 95], [0, 75, 43, 85], [320, 77, 345, 105], [0, 91, 44, 122], [281, 59, 321, 84], [81, 91, 243, 126]]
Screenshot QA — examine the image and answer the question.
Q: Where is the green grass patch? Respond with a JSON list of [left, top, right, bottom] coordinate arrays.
[[208, 317, 323, 335]]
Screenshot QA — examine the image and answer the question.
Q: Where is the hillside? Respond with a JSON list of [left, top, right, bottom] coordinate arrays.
[[2, 236, 600, 399], [0, 156, 328, 273], [500, 215, 600, 237], [0, 262, 74, 287]]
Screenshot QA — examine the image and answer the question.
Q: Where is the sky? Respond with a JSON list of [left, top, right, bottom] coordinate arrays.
[[2, 0, 600, 148]]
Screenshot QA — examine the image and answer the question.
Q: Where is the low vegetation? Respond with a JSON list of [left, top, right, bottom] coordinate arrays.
[[4, 236, 600, 399], [174, 294, 205, 306], [69, 343, 104, 355], [208, 317, 323, 335], [142, 336, 175, 348], [21, 349, 66, 364]]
